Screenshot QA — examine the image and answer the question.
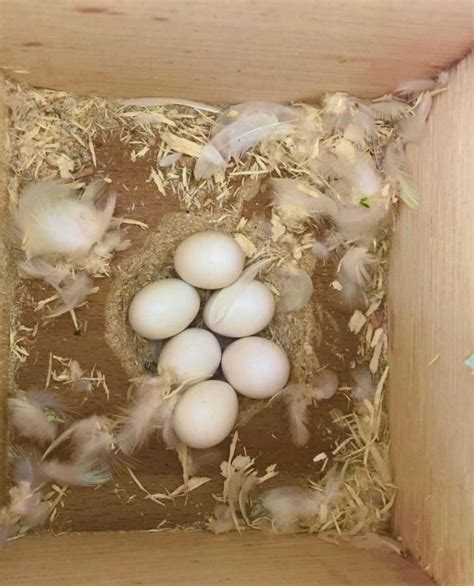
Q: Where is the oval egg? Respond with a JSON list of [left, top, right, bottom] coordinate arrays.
[[128, 279, 200, 340], [174, 231, 245, 289], [172, 380, 238, 449], [158, 328, 222, 381], [222, 336, 290, 399], [204, 280, 275, 337]]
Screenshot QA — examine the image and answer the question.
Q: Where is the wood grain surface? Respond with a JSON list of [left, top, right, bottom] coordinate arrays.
[[0, 74, 12, 507], [0, 0, 472, 102], [389, 51, 474, 586], [0, 532, 434, 585]]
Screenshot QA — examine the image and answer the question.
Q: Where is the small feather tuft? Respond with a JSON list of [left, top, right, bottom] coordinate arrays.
[[8, 391, 63, 444], [338, 246, 377, 308]]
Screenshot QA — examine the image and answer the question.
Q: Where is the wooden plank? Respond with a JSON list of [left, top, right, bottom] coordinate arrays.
[[0, 0, 472, 102], [389, 51, 474, 586], [0, 532, 434, 585], [0, 74, 14, 507]]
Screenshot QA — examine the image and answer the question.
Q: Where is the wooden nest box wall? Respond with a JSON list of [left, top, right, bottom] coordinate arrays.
[[0, 1, 472, 585]]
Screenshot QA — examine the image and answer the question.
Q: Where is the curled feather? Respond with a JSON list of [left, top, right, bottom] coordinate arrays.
[[195, 105, 299, 179], [41, 459, 111, 486]]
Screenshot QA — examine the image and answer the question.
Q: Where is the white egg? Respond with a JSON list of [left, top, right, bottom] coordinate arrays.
[[174, 231, 245, 289], [222, 337, 290, 399], [128, 279, 200, 340], [204, 280, 275, 337], [158, 328, 222, 381], [172, 380, 238, 449]]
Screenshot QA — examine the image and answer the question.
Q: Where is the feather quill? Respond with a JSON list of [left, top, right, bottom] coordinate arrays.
[[194, 109, 297, 179]]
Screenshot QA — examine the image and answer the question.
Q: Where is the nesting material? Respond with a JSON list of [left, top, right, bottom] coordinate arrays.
[[1, 75, 441, 540]]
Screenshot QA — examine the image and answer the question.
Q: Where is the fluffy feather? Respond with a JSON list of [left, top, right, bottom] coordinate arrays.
[[42, 415, 115, 465], [314, 369, 339, 400], [214, 101, 297, 132], [397, 93, 432, 143], [271, 178, 338, 226], [320, 149, 382, 197], [383, 141, 419, 208], [194, 109, 297, 180], [282, 385, 312, 447], [8, 482, 50, 530], [395, 78, 436, 95], [8, 391, 63, 444], [334, 198, 390, 241], [207, 504, 235, 534], [257, 486, 318, 533], [351, 367, 376, 401], [338, 246, 377, 308], [369, 99, 410, 120], [13, 180, 116, 261], [281, 384, 325, 447], [17, 258, 71, 287], [277, 265, 314, 313], [41, 459, 111, 486], [322, 94, 376, 144], [12, 453, 46, 488], [47, 273, 97, 319], [116, 374, 179, 455], [311, 241, 330, 261]]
